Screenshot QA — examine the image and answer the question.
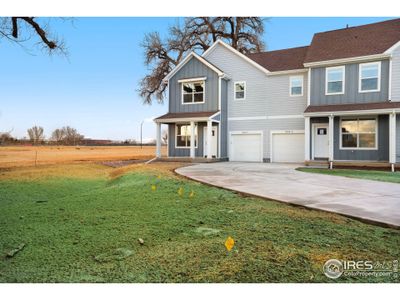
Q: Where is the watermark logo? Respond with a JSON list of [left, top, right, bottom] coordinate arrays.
[[323, 259, 398, 279], [323, 259, 343, 279]]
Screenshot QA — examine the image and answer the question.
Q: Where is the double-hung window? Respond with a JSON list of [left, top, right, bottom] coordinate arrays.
[[182, 81, 205, 104], [234, 81, 246, 100], [359, 62, 381, 92], [290, 76, 303, 96], [341, 118, 377, 149], [326, 66, 345, 95], [175, 124, 198, 148]]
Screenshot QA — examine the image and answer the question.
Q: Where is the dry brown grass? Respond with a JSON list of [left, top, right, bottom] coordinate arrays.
[[0, 145, 167, 168]]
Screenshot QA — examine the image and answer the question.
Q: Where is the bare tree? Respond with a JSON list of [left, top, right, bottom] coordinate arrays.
[[0, 17, 68, 55], [61, 126, 84, 145], [162, 129, 168, 145], [139, 17, 266, 104], [27, 126, 44, 144], [51, 128, 65, 145]]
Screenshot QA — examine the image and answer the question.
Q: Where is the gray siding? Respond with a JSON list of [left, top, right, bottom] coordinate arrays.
[[205, 43, 306, 160], [220, 79, 228, 157], [391, 45, 400, 101], [333, 115, 389, 161], [310, 60, 390, 105], [169, 56, 219, 113], [168, 123, 206, 157], [397, 115, 400, 162]]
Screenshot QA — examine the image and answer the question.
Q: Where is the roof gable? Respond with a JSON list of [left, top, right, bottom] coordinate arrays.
[[163, 52, 224, 82], [305, 18, 400, 64]]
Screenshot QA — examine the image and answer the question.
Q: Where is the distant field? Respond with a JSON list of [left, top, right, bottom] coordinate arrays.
[[0, 146, 167, 168]]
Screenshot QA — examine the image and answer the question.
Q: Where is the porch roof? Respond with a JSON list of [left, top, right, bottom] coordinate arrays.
[[304, 101, 400, 116], [154, 111, 220, 123]]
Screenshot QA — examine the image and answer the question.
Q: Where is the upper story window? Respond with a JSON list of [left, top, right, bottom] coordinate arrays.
[[234, 81, 246, 100], [289, 76, 303, 96], [340, 118, 377, 150], [326, 66, 345, 95], [359, 62, 381, 93], [182, 81, 205, 104]]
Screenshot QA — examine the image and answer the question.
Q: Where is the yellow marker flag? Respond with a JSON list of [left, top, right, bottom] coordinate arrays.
[[225, 236, 235, 252], [189, 190, 195, 198], [151, 185, 157, 191], [178, 187, 184, 197], [157, 175, 162, 179]]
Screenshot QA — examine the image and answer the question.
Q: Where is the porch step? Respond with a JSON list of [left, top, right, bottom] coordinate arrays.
[[154, 157, 224, 163], [305, 160, 329, 168]]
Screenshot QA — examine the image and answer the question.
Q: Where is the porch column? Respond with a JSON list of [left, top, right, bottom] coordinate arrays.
[[389, 112, 397, 172], [156, 122, 161, 158], [207, 120, 212, 159], [304, 116, 310, 161], [328, 115, 334, 169], [190, 121, 195, 158]]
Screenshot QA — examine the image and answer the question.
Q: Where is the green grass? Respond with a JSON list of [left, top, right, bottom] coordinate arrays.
[[0, 165, 399, 283], [297, 167, 400, 184]]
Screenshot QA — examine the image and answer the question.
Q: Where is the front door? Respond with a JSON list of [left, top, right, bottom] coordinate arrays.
[[313, 124, 329, 159], [203, 126, 218, 158]]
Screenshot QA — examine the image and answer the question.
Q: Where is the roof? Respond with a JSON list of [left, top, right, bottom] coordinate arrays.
[[305, 18, 400, 63], [154, 111, 219, 122], [304, 102, 400, 114], [247, 46, 309, 72]]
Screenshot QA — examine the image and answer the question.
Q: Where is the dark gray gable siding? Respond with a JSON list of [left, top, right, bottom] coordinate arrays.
[[310, 60, 389, 105], [169, 56, 219, 113], [333, 115, 389, 161]]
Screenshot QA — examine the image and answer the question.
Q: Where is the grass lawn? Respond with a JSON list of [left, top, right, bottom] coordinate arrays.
[[297, 167, 400, 184], [0, 163, 399, 283]]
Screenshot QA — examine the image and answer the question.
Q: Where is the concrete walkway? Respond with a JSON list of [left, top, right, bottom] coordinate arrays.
[[176, 162, 400, 227]]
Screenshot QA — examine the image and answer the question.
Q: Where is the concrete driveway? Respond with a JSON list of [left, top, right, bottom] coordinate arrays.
[[176, 162, 400, 227]]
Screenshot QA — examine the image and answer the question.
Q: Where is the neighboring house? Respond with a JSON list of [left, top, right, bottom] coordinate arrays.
[[154, 18, 400, 170]]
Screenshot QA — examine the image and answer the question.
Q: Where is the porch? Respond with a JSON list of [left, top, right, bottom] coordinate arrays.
[[154, 111, 222, 159], [304, 102, 400, 171]]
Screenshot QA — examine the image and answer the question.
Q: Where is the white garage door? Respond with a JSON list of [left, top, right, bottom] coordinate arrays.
[[230, 133, 262, 162], [272, 132, 304, 163]]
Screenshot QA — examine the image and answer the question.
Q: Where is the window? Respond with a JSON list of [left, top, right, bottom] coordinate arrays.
[[175, 124, 198, 148], [290, 76, 303, 96], [182, 81, 205, 104], [234, 81, 246, 100], [340, 118, 377, 149], [326, 66, 345, 95], [359, 62, 381, 93]]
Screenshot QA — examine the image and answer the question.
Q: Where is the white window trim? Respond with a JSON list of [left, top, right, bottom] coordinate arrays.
[[175, 123, 198, 149], [289, 75, 304, 97], [325, 66, 345, 95], [233, 81, 246, 101], [339, 117, 378, 151], [181, 81, 205, 105], [358, 61, 381, 93]]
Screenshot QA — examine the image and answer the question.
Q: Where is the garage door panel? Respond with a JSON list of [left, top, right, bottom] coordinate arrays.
[[272, 133, 304, 163], [230, 133, 262, 162]]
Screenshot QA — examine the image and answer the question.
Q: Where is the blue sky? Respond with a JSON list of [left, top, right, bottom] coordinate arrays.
[[0, 17, 394, 141]]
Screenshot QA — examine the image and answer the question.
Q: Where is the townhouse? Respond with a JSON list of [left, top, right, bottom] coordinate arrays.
[[154, 18, 400, 170]]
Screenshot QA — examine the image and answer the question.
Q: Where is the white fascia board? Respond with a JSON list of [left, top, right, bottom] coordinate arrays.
[[163, 52, 224, 83], [177, 77, 207, 83], [304, 53, 392, 68], [203, 39, 270, 75], [385, 40, 400, 54], [304, 108, 400, 117], [155, 117, 211, 123], [267, 69, 308, 76]]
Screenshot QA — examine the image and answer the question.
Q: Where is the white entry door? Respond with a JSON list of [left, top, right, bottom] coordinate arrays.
[[203, 126, 218, 158], [313, 124, 329, 158]]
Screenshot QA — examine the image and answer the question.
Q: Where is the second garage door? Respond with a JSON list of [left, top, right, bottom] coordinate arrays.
[[230, 132, 263, 162], [271, 132, 305, 163]]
